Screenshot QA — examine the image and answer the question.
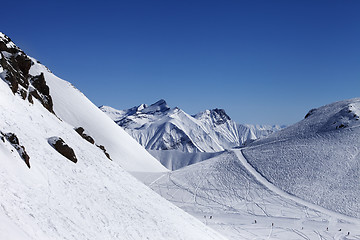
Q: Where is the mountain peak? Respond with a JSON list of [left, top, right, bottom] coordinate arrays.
[[194, 108, 231, 125], [1, 32, 54, 113], [142, 99, 170, 114], [0, 32, 20, 53], [151, 99, 167, 107], [137, 103, 147, 111], [211, 108, 231, 121]]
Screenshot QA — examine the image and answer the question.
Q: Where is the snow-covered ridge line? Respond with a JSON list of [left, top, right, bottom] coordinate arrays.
[[100, 99, 284, 154], [243, 97, 360, 218]]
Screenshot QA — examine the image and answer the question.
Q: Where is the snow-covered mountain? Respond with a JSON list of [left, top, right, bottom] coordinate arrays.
[[132, 98, 360, 239], [136, 149, 360, 240], [100, 100, 283, 153], [100, 100, 283, 170], [243, 97, 360, 218], [0, 32, 226, 240]]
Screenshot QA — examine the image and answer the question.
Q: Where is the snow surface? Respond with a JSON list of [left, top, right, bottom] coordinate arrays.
[[134, 149, 360, 240], [148, 149, 224, 170], [29, 59, 166, 172], [0, 32, 17, 49], [0, 33, 227, 240], [243, 98, 360, 218]]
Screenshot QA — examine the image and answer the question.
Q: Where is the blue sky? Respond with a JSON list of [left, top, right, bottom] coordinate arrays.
[[2, 0, 360, 125]]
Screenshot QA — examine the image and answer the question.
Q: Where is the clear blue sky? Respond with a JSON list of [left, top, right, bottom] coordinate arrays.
[[2, 0, 360, 125]]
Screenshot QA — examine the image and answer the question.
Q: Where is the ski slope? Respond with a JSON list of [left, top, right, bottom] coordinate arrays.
[[148, 149, 224, 170], [135, 150, 360, 240], [0, 32, 226, 240], [29, 60, 166, 172], [243, 98, 360, 218]]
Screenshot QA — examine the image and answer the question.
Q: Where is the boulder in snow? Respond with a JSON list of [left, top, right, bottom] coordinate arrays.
[[48, 137, 77, 163]]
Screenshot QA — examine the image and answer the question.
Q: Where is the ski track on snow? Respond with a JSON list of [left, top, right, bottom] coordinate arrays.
[[143, 149, 360, 240], [234, 149, 360, 224]]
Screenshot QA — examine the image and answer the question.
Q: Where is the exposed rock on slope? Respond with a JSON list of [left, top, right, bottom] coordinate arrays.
[[74, 127, 95, 144], [48, 137, 77, 163], [1, 131, 30, 168], [74, 126, 111, 160], [0, 33, 54, 113]]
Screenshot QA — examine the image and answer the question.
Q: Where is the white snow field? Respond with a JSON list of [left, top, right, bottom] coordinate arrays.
[[101, 100, 283, 170], [134, 150, 360, 240], [148, 149, 224, 170], [29, 60, 166, 172], [243, 98, 360, 218], [0, 32, 227, 240]]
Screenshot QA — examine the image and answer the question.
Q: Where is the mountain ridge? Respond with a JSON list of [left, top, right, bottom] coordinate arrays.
[[243, 97, 360, 218], [100, 100, 284, 154]]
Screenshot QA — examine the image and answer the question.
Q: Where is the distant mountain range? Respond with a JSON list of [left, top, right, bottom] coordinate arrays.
[[100, 99, 284, 153]]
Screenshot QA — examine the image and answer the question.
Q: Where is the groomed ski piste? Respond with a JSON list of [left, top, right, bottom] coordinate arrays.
[[243, 98, 360, 219], [134, 149, 360, 240]]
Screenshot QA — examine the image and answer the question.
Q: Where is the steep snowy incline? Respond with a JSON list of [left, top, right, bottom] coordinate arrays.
[[29, 62, 165, 172], [243, 97, 360, 218], [1, 31, 164, 172], [0, 32, 226, 240], [135, 150, 360, 240]]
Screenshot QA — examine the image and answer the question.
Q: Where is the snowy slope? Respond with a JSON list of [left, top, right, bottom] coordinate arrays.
[[243, 98, 360, 218], [30, 63, 166, 172], [100, 100, 283, 152], [148, 149, 224, 170], [0, 32, 226, 240], [135, 150, 360, 240]]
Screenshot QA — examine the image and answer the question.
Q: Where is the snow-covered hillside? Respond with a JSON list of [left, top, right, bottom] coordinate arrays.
[[100, 100, 283, 155], [243, 98, 360, 218], [0, 32, 226, 240], [148, 149, 224, 170], [135, 149, 360, 240]]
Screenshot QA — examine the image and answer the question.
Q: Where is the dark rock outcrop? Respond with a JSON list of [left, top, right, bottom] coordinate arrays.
[[2, 132, 30, 168], [305, 108, 317, 119], [0, 51, 31, 94], [48, 137, 77, 163], [74, 127, 95, 144], [210, 108, 231, 125], [0, 32, 54, 114], [74, 126, 111, 160], [96, 144, 112, 160], [29, 73, 54, 113], [0, 34, 19, 53]]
